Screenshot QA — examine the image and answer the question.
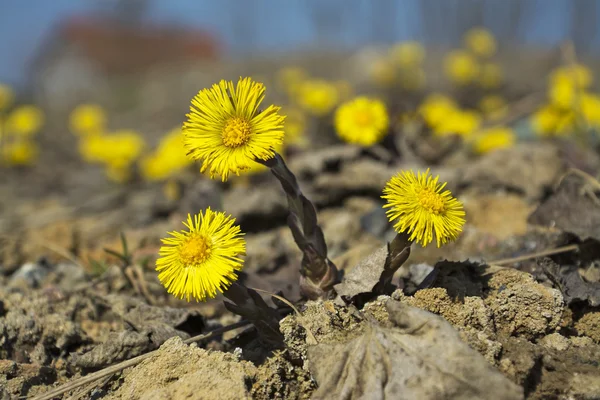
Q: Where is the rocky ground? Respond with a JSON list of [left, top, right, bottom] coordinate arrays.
[[1, 138, 600, 399]]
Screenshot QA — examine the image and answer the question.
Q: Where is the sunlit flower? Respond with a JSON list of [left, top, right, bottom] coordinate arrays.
[[140, 127, 192, 181], [390, 41, 425, 68], [478, 95, 508, 120], [382, 169, 465, 247], [530, 104, 575, 137], [70, 104, 107, 136], [472, 126, 516, 154], [433, 109, 482, 138], [464, 27, 497, 58], [79, 130, 145, 167], [478, 62, 503, 89], [0, 83, 14, 111], [580, 93, 600, 127], [5, 105, 44, 137], [548, 77, 578, 109], [419, 93, 458, 128], [156, 208, 246, 302], [444, 50, 480, 85], [334, 96, 389, 146], [0, 138, 39, 166], [297, 79, 339, 116], [282, 106, 307, 146], [183, 77, 285, 181], [549, 64, 593, 90]]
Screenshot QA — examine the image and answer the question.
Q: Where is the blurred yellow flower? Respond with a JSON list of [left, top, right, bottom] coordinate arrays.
[[433, 109, 482, 137], [464, 27, 497, 58], [382, 169, 465, 247], [70, 104, 107, 136], [444, 50, 480, 85], [549, 64, 593, 90], [105, 164, 132, 184], [334, 96, 389, 146], [79, 130, 145, 167], [478, 62, 503, 89], [5, 105, 44, 137], [183, 77, 285, 181], [419, 93, 458, 128], [0, 83, 14, 111], [530, 104, 575, 137], [282, 106, 306, 145], [297, 79, 339, 116], [0, 138, 39, 166], [472, 126, 516, 154], [478, 95, 508, 120], [140, 128, 192, 181], [156, 208, 246, 302], [548, 77, 577, 109], [276, 66, 307, 95], [580, 93, 600, 127], [390, 41, 425, 68]]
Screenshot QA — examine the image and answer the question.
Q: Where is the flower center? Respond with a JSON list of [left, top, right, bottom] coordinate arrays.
[[222, 117, 252, 148], [354, 110, 372, 127], [179, 235, 212, 266], [418, 188, 445, 215]]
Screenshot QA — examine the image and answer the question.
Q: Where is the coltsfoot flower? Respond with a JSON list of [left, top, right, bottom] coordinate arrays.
[[70, 104, 107, 136], [382, 169, 465, 247], [472, 126, 516, 154], [183, 77, 285, 181], [156, 209, 246, 302], [334, 96, 389, 146], [463, 27, 497, 58]]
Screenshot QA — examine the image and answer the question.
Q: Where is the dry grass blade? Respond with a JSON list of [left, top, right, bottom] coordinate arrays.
[[489, 244, 579, 266], [29, 320, 251, 400]]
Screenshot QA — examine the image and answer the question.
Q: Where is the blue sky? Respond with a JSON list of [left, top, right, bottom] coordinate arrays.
[[0, 0, 596, 87]]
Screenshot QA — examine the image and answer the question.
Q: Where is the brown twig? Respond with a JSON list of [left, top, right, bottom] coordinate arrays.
[[29, 320, 251, 400], [489, 244, 579, 266]]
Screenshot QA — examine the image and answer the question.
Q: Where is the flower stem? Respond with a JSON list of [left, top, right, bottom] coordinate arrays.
[[258, 152, 339, 299]]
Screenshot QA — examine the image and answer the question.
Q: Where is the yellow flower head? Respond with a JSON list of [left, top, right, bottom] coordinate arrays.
[[478, 95, 507, 120], [419, 93, 458, 128], [297, 79, 339, 116], [444, 50, 480, 85], [464, 27, 497, 58], [433, 109, 482, 138], [183, 77, 285, 181], [79, 130, 145, 167], [548, 77, 577, 109], [5, 106, 45, 137], [472, 126, 516, 154], [282, 106, 307, 146], [382, 169, 465, 247], [0, 138, 39, 166], [334, 96, 389, 147], [530, 104, 575, 137], [70, 104, 107, 136], [478, 62, 503, 89], [0, 83, 14, 111], [390, 41, 425, 68], [156, 208, 246, 302], [140, 127, 192, 181], [581, 93, 600, 127], [549, 64, 593, 90]]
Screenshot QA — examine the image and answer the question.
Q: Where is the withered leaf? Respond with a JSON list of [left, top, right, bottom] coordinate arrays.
[[528, 170, 600, 241], [308, 300, 523, 400], [540, 257, 600, 307]]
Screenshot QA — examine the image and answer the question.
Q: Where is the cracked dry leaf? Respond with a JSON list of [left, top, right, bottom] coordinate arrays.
[[308, 300, 523, 400], [528, 170, 600, 241]]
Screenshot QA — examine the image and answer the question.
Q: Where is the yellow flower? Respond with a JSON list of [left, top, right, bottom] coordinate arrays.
[[581, 93, 600, 127], [419, 93, 458, 128], [530, 104, 575, 137], [478, 62, 503, 89], [183, 77, 285, 181], [464, 27, 497, 58], [140, 128, 192, 181], [390, 41, 425, 68], [5, 106, 44, 136], [0, 83, 14, 111], [276, 66, 307, 95], [548, 76, 577, 109], [472, 126, 516, 154], [156, 208, 246, 302], [549, 64, 593, 90], [297, 79, 339, 116], [444, 50, 480, 85], [79, 130, 145, 167], [282, 106, 306, 145], [70, 104, 107, 136], [0, 138, 39, 166], [478, 95, 507, 120], [334, 96, 389, 146], [382, 169, 465, 247], [433, 109, 482, 138]]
